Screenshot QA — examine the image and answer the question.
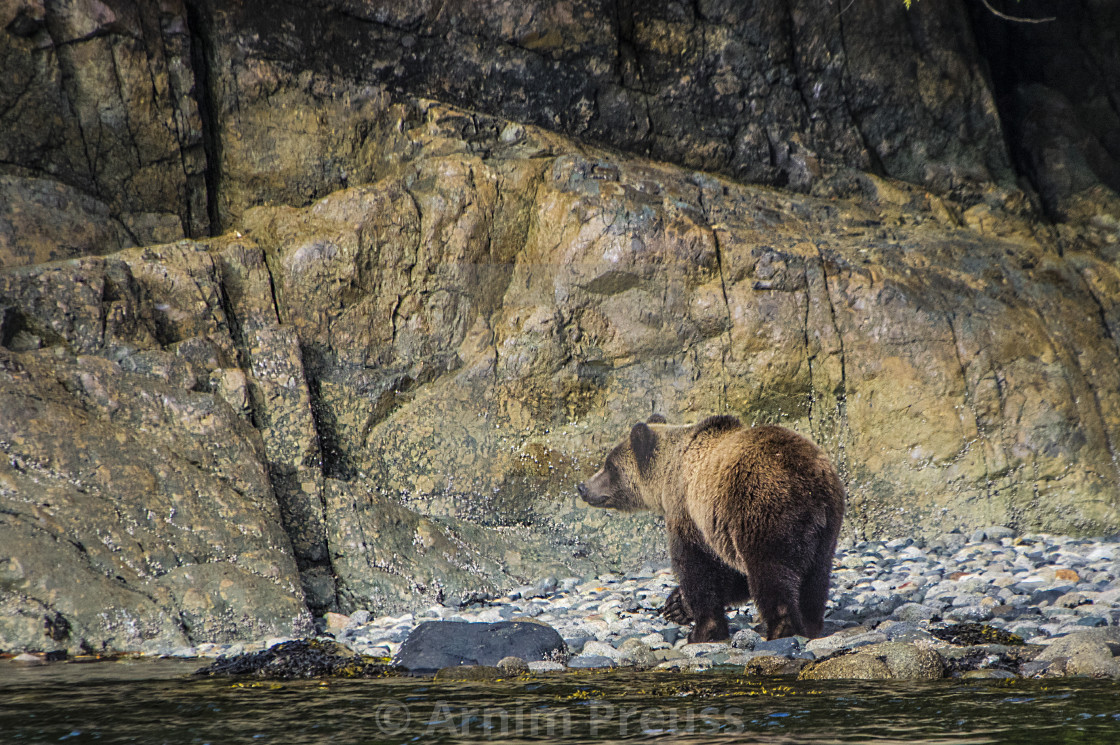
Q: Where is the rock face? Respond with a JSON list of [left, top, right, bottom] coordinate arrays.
[[2, 2, 1120, 651], [0, 243, 312, 653], [4, 102, 1120, 652], [230, 103, 1120, 541], [970, 0, 1120, 222], [194, 0, 1014, 228], [0, 0, 208, 266], [5, 1, 1116, 261]]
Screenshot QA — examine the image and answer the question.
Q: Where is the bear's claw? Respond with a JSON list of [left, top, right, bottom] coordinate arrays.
[[660, 586, 694, 624]]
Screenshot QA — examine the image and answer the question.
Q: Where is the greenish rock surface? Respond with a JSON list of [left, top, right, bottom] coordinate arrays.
[[234, 102, 1120, 543], [433, 665, 506, 682], [1036, 629, 1120, 678], [744, 655, 811, 676], [0, 242, 315, 653], [799, 642, 944, 680]]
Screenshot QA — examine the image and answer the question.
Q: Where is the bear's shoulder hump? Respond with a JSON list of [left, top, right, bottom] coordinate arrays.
[[693, 414, 742, 435]]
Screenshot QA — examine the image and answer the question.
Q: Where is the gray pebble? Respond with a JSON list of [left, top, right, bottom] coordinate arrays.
[[568, 655, 617, 669], [528, 661, 566, 672], [659, 627, 682, 645], [564, 636, 594, 654], [731, 628, 763, 650], [753, 637, 801, 656]]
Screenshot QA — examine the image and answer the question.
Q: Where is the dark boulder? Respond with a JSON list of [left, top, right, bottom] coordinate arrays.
[[393, 621, 566, 674]]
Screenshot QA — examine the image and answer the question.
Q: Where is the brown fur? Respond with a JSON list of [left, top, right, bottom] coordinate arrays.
[[577, 415, 845, 642]]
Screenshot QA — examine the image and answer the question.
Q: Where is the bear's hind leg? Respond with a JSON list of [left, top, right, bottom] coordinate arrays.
[[746, 560, 807, 640], [722, 566, 752, 606], [669, 533, 731, 643], [798, 540, 836, 638]]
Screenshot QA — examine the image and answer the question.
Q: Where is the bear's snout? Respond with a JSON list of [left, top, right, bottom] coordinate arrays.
[[577, 481, 603, 505]]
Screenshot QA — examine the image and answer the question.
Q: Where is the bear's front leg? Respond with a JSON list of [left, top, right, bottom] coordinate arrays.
[[660, 586, 693, 625], [662, 561, 751, 625], [668, 531, 730, 643]]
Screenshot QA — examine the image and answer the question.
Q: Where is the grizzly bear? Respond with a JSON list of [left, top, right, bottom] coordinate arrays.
[[577, 414, 845, 642]]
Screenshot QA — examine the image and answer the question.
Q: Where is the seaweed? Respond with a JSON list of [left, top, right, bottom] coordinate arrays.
[[195, 639, 401, 680], [929, 623, 1024, 646]]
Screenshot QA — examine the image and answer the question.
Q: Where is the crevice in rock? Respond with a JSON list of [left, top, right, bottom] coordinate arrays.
[[106, 39, 142, 172], [1063, 272, 1120, 484], [44, 18, 100, 206], [300, 345, 351, 481], [148, 5, 205, 239], [212, 264, 262, 431], [968, 0, 1120, 217], [1073, 263, 1120, 366], [259, 246, 285, 326], [815, 251, 849, 410], [184, 1, 222, 236], [211, 251, 335, 612], [1027, 300, 1120, 488], [941, 306, 993, 503], [807, 238, 852, 518], [800, 263, 816, 433], [612, 0, 635, 89], [782, 3, 813, 130], [697, 183, 733, 412], [610, 0, 654, 142], [176, 609, 194, 643], [388, 295, 402, 345]]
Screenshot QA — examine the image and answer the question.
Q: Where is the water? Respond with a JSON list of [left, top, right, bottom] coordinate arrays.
[[3, 660, 1119, 744]]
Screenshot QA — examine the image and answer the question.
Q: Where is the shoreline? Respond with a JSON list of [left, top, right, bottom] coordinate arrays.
[[8, 530, 1120, 679]]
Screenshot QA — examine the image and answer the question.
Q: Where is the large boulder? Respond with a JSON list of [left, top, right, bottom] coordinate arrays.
[[799, 642, 944, 680], [394, 621, 567, 673], [1036, 629, 1120, 678]]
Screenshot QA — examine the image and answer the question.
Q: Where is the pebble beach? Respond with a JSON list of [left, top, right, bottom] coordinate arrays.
[[333, 528, 1120, 678], [59, 529, 1120, 680]]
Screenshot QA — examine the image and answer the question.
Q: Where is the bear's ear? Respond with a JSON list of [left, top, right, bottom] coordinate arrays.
[[630, 422, 657, 472], [647, 414, 666, 424]]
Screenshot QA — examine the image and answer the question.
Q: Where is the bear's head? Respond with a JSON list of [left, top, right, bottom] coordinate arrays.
[[577, 414, 665, 512]]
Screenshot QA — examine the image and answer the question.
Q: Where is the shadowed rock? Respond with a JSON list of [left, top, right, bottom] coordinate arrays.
[[394, 621, 567, 674]]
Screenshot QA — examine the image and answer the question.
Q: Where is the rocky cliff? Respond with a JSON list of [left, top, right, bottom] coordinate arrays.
[[1, 0, 1119, 654]]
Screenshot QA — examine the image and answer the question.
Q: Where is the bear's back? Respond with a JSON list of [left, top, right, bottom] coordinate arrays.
[[685, 423, 844, 536]]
